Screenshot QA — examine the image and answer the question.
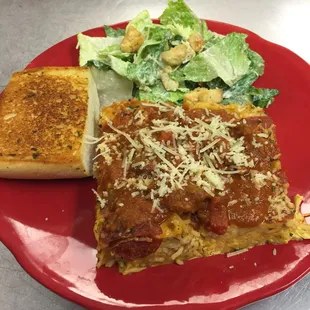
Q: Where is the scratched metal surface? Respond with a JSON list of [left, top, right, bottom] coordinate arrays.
[[0, 0, 309, 309]]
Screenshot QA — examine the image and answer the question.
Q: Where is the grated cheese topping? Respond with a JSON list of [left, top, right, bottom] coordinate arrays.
[[92, 189, 107, 209], [227, 248, 248, 257], [94, 101, 281, 215]]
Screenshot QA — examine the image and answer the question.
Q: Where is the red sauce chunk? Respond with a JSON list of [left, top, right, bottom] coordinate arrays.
[[110, 238, 162, 261]]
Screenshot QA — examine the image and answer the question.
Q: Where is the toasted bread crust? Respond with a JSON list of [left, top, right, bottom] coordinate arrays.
[[0, 160, 86, 179], [0, 67, 95, 178]]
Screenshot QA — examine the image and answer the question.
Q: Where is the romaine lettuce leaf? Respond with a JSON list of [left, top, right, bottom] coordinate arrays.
[[222, 50, 278, 108], [98, 45, 132, 60], [222, 51, 266, 102], [249, 87, 280, 108], [205, 77, 230, 91], [127, 25, 172, 86], [201, 21, 214, 41], [202, 33, 251, 86], [170, 33, 251, 86], [135, 25, 171, 63], [223, 71, 258, 98], [159, 0, 205, 39], [203, 35, 221, 49], [86, 60, 109, 70], [139, 81, 185, 104], [126, 10, 153, 35], [223, 86, 279, 107], [90, 67, 133, 108], [103, 25, 125, 37], [77, 33, 123, 66], [247, 49, 264, 76], [127, 42, 164, 86], [89, 37, 166, 87], [221, 48, 265, 97], [248, 87, 279, 107], [103, 55, 130, 77], [82, 26, 171, 87], [170, 53, 218, 82]]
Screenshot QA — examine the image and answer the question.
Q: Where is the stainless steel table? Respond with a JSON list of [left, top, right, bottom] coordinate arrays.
[[0, 0, 309, 309]]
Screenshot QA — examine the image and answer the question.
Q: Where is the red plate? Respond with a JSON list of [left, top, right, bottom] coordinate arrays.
[[0, 20, 310, 310]]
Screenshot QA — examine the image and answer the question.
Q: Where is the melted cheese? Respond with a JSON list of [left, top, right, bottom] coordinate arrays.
[[160, 214, 187, 238]]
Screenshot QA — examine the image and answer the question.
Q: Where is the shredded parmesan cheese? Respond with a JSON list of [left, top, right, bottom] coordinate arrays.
[[171, 246, 184, 260], [227, 200, 238, 207], [151, 198, 163, 213], [251, 171, 268, 189], [227, 248, 248, 257], [92, 189, 107, 209], [106, 119, 142, 149], [200, 138, 221, 153]]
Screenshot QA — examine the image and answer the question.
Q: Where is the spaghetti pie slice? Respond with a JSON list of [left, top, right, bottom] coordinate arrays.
[[93, 95, 310, 274]]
